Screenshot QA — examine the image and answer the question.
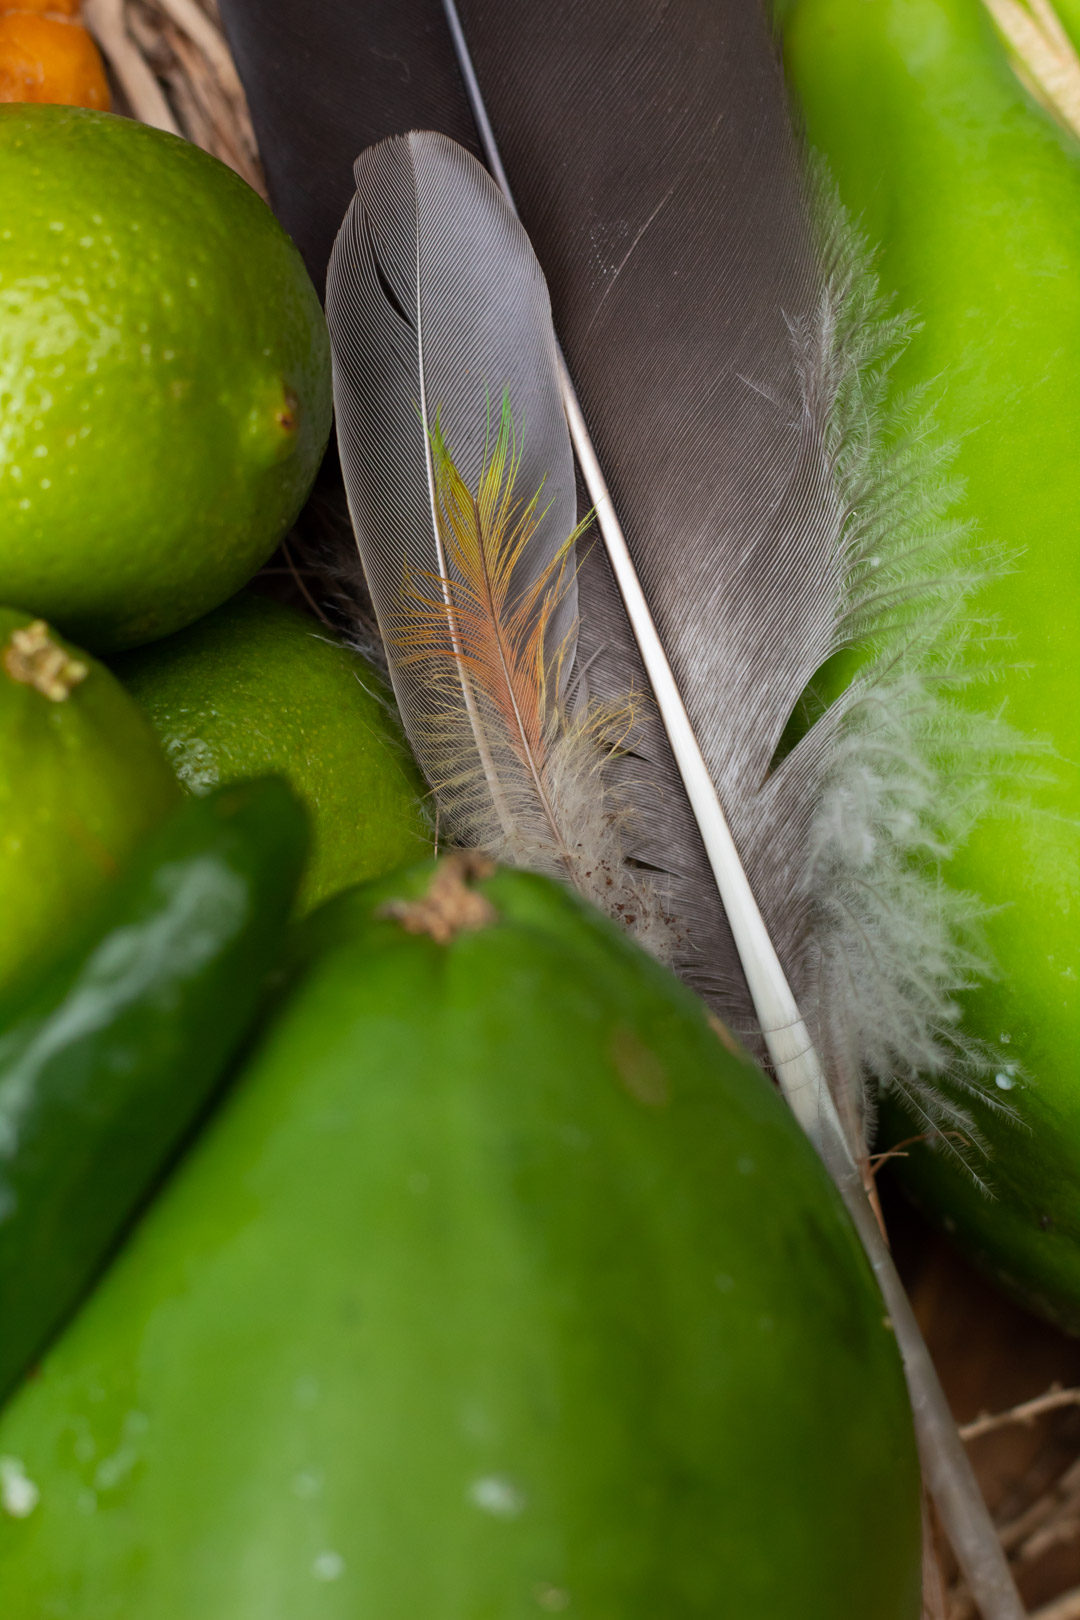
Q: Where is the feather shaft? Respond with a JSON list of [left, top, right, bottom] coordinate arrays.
[[559, 359, 847, 1157], [422, 423, 514, 843]]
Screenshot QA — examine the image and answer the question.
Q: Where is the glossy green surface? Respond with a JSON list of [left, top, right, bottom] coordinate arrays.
[[0, 778, 308, 1405], [0, 107, 332, 652], [0, 863, 920, 1618], [114, 592, 432, 908], [0, 606, 179, 998], [781, 0, 1080, 1324]]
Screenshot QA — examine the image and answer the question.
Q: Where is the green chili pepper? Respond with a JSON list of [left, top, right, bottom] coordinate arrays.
[[778, 0, 1080, 1323], [0, 777, 308, 1405]]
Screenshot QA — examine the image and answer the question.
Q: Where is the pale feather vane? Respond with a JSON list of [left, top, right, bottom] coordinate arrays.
[[326, 130, 669, 942]]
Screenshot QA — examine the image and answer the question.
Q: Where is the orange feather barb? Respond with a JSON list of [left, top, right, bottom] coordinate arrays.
[[389, 398, 579, 837], [386, 396, 669, 944]]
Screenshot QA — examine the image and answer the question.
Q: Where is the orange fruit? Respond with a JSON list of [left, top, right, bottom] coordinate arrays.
[[0, 8, 109, 110]]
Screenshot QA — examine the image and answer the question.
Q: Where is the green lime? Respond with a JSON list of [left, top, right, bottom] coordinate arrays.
[[0, 606, 180, 996], [113, 592, 432, 907], [0, 106, 332, 653]]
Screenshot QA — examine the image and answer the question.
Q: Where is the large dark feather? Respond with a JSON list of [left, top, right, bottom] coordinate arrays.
[[217, 0, 479, 284], [446, 1, 830, 1038]]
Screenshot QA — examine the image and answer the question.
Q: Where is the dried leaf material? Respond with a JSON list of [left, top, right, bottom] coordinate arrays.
[[84, 0, 264, 191], [327, 130, 669, 944], [979, 0, 1080, 139]]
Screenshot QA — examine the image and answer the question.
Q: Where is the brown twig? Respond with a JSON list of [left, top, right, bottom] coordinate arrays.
[[1032, 1589, 1080, 1620], [869, 1131, 972, 1173], [962, 1390, 1080, 1444], [280, 538, 335, 630], [84, 0, 180, 130], [998, 1456, 1080, 1556], [84, 0, 265, 194], [924, 1493, 952, 1620]]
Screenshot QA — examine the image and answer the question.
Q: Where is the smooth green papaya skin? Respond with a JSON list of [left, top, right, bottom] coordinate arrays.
[[113, 591, 432, 909], [0, 607, 180, 998], [0, 861, 921, 1618], [0, 778, 309, 1406], [779, 0, 1080, 1326]]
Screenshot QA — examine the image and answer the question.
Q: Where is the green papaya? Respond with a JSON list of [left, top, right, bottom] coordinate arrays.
[[0, 858, 921, 1618], [0, 608, 180, 997], [113, 591, 431, 908], [779, 0, 1080, 1326]]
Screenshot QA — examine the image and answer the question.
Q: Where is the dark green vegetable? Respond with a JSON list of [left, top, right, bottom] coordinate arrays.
[[0, 777, 308, 1406], [0, 857, 921, 1617]]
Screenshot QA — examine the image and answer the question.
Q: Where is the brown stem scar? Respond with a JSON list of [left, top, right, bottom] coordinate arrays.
[[378, 850, 497, 943], [276, 387, 299, 432], [3, 621, 88, 702]]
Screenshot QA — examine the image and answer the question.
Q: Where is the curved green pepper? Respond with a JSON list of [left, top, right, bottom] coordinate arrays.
[[0, 777, 308, 1405], [0, 859, 920, 1617], [778, 0, 1080, 1327]]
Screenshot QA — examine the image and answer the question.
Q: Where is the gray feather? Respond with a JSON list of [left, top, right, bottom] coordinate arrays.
[[327, 130, 672, 944], [326, 131, 578, 845]]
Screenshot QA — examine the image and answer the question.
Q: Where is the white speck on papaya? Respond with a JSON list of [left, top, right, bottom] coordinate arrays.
[[294, 1375, 320, 1410], [93, 1411, 148, 1493], [0, 1456, 40, 1518], [292, 1469, 322, 1500], [312, 1551, 345, 1582], [534, 1584, 571, 1612], [469, 1475, 526, 1519], [73, 1432, 96, 1464]]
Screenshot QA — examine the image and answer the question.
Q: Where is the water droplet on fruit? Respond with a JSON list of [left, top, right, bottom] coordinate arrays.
[[469, 1475, 526, 1519], [312, 1550, 345, 1582], [0, 1457, 39, 1518]]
